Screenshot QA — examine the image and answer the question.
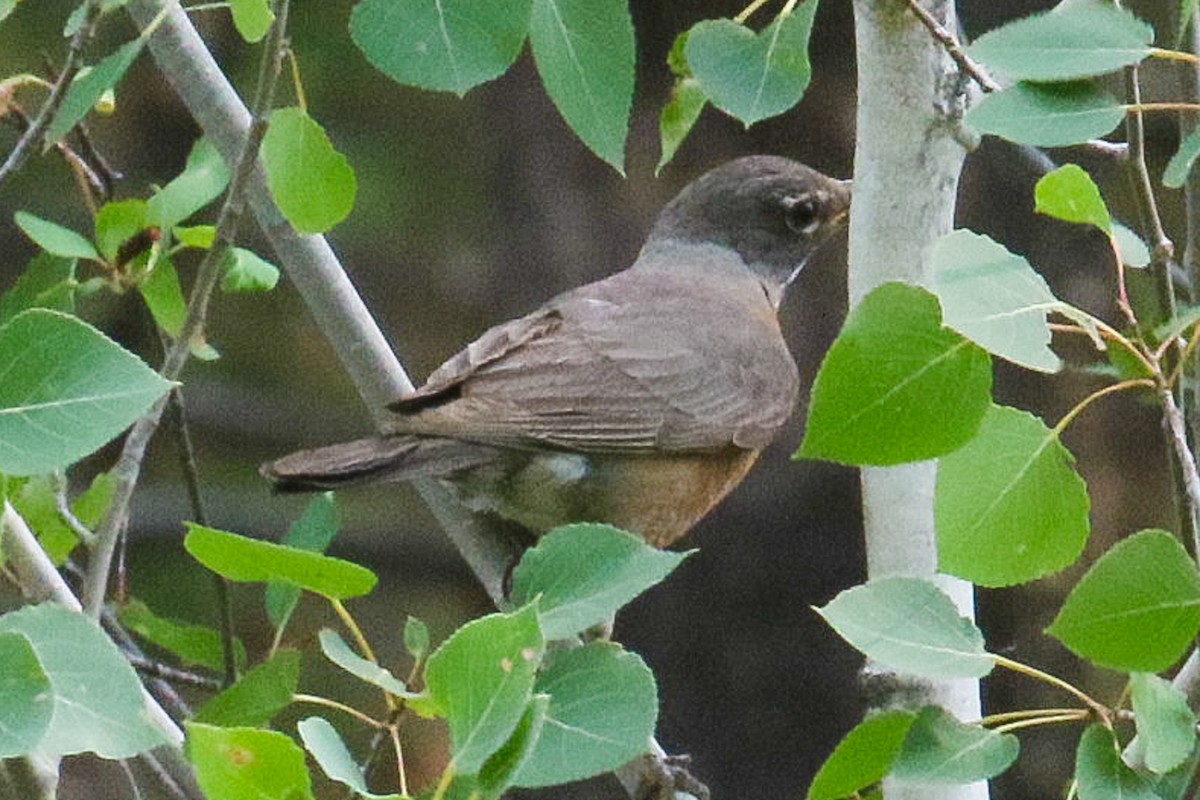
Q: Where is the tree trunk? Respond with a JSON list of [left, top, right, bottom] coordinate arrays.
[[849, 2, 987, 798]]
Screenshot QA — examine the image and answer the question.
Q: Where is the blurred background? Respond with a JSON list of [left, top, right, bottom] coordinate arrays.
[[0, 1, 1191, 797]]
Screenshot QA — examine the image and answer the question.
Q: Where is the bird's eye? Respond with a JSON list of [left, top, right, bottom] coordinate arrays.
[[783, 195, 820, 235]]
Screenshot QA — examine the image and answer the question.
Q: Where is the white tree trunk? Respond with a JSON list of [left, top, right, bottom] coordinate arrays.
[[850, 2, 987, 799]]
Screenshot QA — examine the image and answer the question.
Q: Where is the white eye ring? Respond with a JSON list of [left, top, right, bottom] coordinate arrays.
[[782, 194, 821, 235]]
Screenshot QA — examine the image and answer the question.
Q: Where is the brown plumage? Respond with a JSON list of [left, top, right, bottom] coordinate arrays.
[[263, 156, 851, 547]]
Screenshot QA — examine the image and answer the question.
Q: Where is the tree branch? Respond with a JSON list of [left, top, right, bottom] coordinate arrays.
[[83, 0, 291, 616], [0, 0, 104, 185], [124, 0, 519, 603]]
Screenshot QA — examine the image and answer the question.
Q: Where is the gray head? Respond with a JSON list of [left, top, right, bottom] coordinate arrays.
[[641, 156, 851, 303]]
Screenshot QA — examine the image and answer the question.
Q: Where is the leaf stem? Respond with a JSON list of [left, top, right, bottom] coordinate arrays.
[[1125, 101, 1200, 113], [330, 598, 378, 663], [993, 712, 1089, 733], [430, 764, 456, 800], [979, 707, 1090, 726], [293, 693, 385, 728], [1149, 47, 1200, 64], [1052, 378, 1156, 436], [992, 654, 1110, 719], [734, 0, 774, 24], [390, 724, 409, 798]]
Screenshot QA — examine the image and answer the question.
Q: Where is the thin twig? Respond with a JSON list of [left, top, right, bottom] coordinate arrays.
[[0, 0, 104, 184], [1161, 385, 1200, 558], [128, 654, 223, 690], [902, 0, 1001, 93], [83, 0, 292, 617], [164, 384, 238, 686], [53, 472, 97, 547]]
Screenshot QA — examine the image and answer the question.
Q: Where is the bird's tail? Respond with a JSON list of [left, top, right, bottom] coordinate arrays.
[[261, 435, 495, 492]]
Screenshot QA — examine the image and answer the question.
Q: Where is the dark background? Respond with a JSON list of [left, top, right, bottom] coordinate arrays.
[[0, 1, 1189, 797]]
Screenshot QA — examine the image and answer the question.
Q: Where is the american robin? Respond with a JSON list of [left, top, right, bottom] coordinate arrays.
[[263, 156, 851, 547]]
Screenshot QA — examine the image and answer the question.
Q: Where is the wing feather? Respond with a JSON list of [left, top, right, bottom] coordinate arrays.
[[391, 269, 799, 453]]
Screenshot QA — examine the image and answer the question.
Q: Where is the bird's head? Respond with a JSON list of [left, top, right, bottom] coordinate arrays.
[[643, 156, 851, 305]]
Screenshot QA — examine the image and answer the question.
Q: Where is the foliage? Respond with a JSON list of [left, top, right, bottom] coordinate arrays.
[[4, 0, 1200, 798], [795, 1, 1200, 794]]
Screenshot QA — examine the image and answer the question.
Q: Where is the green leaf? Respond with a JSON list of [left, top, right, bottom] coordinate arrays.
[[965, 0, 1153, 82], [14, 212, 99, 261], [404, 615, 430, 661], [514, 642, 657, 787], [62, 0, 129, 36], [1152, 750, 1200, 800], [510, 523, 690, 640], [1180, 0, 1200, 46], [965, 80, 1125, 147], [0, 309, 173, 475], [71, 470, 116, 529], [936, 405, 1091, 587], [424, 604, 544, 774], [118, 598, 245, 672], [184, 523, 376, 599], [94, 199, 149, 263], [657, 77, 706, 173], [1130, 673, 1197, 774], [138, 254, 187, 337], [45, 37, 146, 145], [816, 577, 994, 680], [194, 650, 300, 727], [350, 0, 531, 95], [146, 137, 231, 232], [929, 229, 1062, 373], [1113, 221, 1151, 268], [1164, 126, 1200, 189], [798, 282, 993, 466], [173, 225, 216, 249], [479, 696, 549, 799], [0, 253, 77, 324], [1048, 529, 1200, 672], [229, 0, 274, 42], [0, 604, 166, 757], [807, 711, 917, 800], [1035, 164, 1112, 232], [260, 107, 357, 234], [265, 492, 339, 633], [0, 632, 53, 758], [8, 475, 80, 564], [297, 717, 402, 800], [529, 0, 635, 172], [684, 1, 819, 128], [1076, 724, 1158, 800], [892, 706, 1019, 784], [188, 723, 315, 800], [1157, 306, 1200, 346], [0, 0, 19, 24], [220, 247, 280, 293], [318, 629, 408, 695]]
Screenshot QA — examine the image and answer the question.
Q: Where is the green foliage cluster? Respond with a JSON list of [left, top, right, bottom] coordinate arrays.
[[0, 0, 831, 794], [2, 486, 677, 797], [793, 2, 1200, 796], [6, 0, 1200, 798]]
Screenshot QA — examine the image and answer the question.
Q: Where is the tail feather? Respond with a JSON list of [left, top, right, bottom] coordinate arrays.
[[261, 435, 495, 492]]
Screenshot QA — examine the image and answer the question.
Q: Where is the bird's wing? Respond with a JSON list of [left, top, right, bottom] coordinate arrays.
[[392, 270, 800, 454]]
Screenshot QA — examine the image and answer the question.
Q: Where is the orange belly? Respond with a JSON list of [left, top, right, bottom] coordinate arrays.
[[445, 447, 761, 547]]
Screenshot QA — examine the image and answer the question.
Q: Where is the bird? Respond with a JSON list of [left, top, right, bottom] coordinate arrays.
[[262, 156, 851, 548]]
